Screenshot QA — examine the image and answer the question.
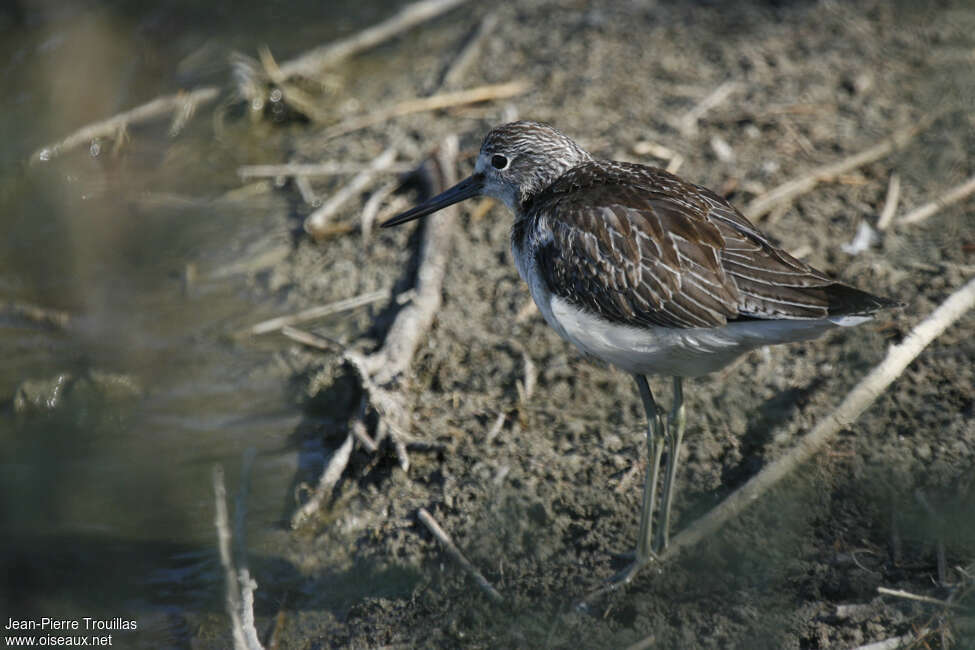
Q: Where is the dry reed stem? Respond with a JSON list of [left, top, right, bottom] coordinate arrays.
[[238, 161, 413, 179], [290, 433, 355, 529], [875, 173, 901, 231], [677, 81, 741, 136], [276, 0, 471, 80], [31, 0, 466, 165], [30, 87, 219, 164], [361, 180, 399, 241], [850, 631, 927, 650], [1, 301, 71, 330], [900, 173, 975, 226], [280, 326, 344, 352], [242, 289, 389, 336], [213, 465, 264, 650], [418, 507, 504, 603], [877, 586, 963, 610], [320, 81, 530, 141], [304, 147, 398, 237], [744, 114, 937, 220]]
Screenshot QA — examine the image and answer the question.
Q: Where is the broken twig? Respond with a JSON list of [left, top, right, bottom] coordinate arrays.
[[744, 114, 937, 220], [677, 81, 741, 137], [361, 180, 399, 241], [31, 87, 219, 164], [877, 586, 964, 610], [280, 326, 344, 352], [851, 632, 927, 650], [418, 507, 503, 603], [290, 433, 355, 529], [900, 173, 975, 226], [241, 289, 389, 336], [276, 0, 471, 80], [213, 464, 264, 650], [238, 161, 413, 179], [1, 301, 71, 330], [875, 173, 901, 231], [304, 147, 399, 237], [320, 81, 530, 141]]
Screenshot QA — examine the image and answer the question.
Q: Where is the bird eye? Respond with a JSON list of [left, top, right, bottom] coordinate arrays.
[[491, 154, 509, 170]]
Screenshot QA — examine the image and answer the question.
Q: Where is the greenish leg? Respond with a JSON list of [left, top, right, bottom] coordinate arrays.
[[634, 374, 665, 564], [654, 376, 685, 553], [606, 375, 664, 587]]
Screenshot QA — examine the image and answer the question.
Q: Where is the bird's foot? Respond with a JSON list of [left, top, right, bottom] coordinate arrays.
[[574, 551, 657, 612]]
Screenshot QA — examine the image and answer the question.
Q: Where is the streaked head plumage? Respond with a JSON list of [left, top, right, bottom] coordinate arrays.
[[380, 121, 593, 228], [474, 121, 593, 211]]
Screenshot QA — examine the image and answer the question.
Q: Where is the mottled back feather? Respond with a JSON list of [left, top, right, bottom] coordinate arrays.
[[522, 160, 894, 329]]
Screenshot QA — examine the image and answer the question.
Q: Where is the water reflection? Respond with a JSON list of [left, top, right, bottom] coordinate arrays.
[[0, 0, 394, 644]]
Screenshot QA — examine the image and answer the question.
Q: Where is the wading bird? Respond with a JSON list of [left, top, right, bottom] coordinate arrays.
[[382, 121, 896, 584]]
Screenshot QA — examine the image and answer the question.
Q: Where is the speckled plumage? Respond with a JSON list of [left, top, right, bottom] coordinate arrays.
[[516, 157, 893, 330]]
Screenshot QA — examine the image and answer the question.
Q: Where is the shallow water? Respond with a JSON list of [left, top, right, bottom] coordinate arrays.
[[0, 1, 396, 644]]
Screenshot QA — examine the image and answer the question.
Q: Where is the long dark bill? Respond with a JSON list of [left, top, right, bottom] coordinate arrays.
[[380, 174, 484, 227]]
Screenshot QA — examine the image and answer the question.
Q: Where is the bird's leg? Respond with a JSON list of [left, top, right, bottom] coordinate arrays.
[[586, 376, 664, 598], [654, 376, 685, 553], [634, 374, 665, 565]]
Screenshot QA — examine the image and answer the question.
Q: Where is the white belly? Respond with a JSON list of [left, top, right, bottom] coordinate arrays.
[[513, 241, 859, 377]]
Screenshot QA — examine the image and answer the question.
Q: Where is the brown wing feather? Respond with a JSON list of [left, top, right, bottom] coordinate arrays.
[[529, 161, 894, 329]]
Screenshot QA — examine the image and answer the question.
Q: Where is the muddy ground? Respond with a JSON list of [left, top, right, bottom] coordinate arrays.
[[209, 1, 975, 647]]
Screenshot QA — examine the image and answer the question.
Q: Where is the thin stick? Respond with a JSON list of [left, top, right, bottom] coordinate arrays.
[[213, 466, 245, 649], [237, 569, 262, 650], [418, 508, 503, 603], [485, 412, 506, 444], [361, 180, 399, 241], [875, 173, 901, 231], [238, 161, 413, 179], [656, 276, 975, 563], [320, 81, 530, 141], [744, 114, 937, 220], [293, 176, 320, 207], [851, 633, 923, 650], [623, 635, 657, 650], [632, 141, 678, 160], [520, 350, 537, 402], [241, 289, 388, 336], [351, 406, 379, 453], [677, 81, 741, 137], [665, 153, 684, 175], [280, 325, 344, 352], [343, 351, 412, 470], [33, 1, 467, 165], [31, 87, 219, 164], [1, 301, 71, 329], [900, 173, 975, 225], [207, 244, 291, 280], [304, 147, 398, 237], [290, 432, 355, 529], [276, 0, 471, 80], [213, 466, 264, 650], [877, 586, 963, 609]]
